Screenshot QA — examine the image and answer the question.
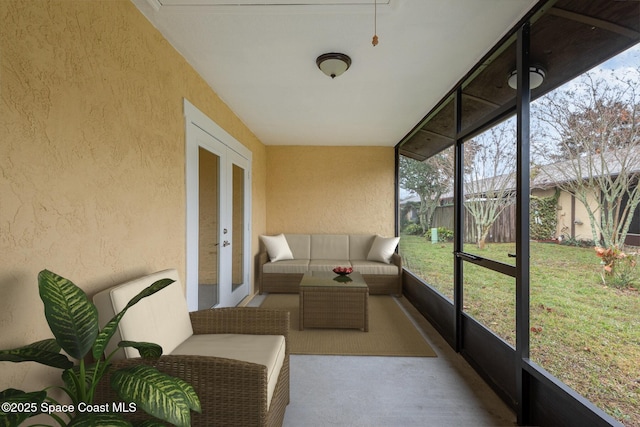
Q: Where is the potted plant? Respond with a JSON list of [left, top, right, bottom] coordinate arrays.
[[0, 270, 200, 427]]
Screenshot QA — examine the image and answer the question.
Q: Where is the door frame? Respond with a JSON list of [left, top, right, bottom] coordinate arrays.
[[184, 99, 252, 311]]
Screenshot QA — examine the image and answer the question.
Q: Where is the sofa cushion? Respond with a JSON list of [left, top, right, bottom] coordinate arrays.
[[172, 334, 286, 410], [260, 234, 294, 262], [349, 234, 376, 260], [310, 234, 349, 260], [93, 268, 193, 360], [309, 259, 352, 272], [283, 234, 311, 259], [263, 259, 310, 274], [367, 235, 400, 264], [350, 260, 399, 275]]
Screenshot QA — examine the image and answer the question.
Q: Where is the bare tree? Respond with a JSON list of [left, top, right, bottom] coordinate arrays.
[[532, 70, 640, 249], [399, 149, 453, 234], [464, 123, 517, 249]]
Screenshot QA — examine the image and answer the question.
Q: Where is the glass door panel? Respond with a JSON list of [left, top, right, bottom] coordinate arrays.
[[231, 163, 244, 293], [221, 150, 250, 308], [463, 262, 516, 347], [462, 118, 517, 267], [186, 109, 251, 310], [197, 147, 220, 309]]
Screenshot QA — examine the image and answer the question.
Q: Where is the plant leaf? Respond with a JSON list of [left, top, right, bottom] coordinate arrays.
[[118, 341, 163, 359], [136, 420, 168, 427], [0, 339, 73, 369], [38, 270, 99, 360], [0, 389, 46, 427], [169, 376, 201, 413], [92, 279, 175, 360], [111, 365, 195, 427], [67, 412, 133, 427], [62, 363, 99, 402]]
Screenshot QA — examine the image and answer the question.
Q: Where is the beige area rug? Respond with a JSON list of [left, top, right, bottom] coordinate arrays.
[[260, 294, 436, 357]]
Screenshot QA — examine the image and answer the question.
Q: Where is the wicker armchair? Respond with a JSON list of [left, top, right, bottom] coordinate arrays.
[[94, 307, 290, 427]]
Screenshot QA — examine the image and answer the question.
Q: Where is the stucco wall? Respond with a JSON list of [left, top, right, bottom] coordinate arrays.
[[0, 0, 266, 392], [532, 188, 600, 242], [266, 146, 396, 236], [556, 189, 599, 242]]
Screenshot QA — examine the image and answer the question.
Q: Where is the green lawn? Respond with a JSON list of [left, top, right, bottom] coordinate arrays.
[[399, 235, 640, 426]]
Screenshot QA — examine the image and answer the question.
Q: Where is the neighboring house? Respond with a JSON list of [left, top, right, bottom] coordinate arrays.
[[532, 148, 640, 246], [400, 148, 640, 245]]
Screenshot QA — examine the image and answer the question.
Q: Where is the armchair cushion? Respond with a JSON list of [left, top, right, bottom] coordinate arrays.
[[172, 334, 286, 409], [93, 268, 193, 359]]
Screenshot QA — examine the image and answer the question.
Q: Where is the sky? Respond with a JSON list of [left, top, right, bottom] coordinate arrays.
[[598, 42, 640, 72], [399, 42, 640, 197]]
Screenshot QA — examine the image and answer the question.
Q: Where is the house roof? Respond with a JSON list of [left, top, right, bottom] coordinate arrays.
[[532, 146, 640, 189], [401, 145, 640, 202]]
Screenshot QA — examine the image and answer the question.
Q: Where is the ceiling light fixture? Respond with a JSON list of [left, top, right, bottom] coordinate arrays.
[[316, 53, 352, 79], [507, 66, 546, 89]]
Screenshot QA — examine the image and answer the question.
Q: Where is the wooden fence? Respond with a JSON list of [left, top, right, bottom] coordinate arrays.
[[432, 204, 517, 244]]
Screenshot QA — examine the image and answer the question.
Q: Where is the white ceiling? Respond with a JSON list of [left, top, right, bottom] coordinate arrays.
[[132, 0, 539, 146]]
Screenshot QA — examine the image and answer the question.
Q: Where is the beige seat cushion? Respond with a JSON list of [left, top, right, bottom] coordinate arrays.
[[349, 234, 376, 260], [350, 260, 399, 275], [172, 334, 286, 409], [309, 259, 352, 271], [283, 234, 311, 259], [310, 235, 349, 260], [263, 259, 310, 274]]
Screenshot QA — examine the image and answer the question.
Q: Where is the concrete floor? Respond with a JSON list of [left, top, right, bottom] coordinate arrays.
[[251, 295, 517, 427]]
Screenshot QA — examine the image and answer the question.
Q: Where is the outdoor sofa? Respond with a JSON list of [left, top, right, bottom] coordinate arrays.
[[93, 268, 290, 427], [259, 233, 401, 295]]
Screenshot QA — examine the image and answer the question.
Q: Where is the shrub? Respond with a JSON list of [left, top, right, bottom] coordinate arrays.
[[530, 192, 559, 240], [560, 237, 595, 248], [426, 227, 454, 242], [595, 246, 638, 288], [403, 223, 424, 236]]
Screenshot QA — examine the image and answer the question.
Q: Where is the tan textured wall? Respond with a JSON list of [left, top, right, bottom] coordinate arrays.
[[266, 146, 396, 235], [556, 189, 599, 241], [0, 0, 267, 392], [532, 188, 599, 241]]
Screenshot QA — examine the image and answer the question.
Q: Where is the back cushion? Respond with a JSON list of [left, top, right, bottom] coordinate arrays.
[[284, 234, 311, 259], [311, 234, 349, 260], [349, 235, 376, 260], [93, 269, 193, 360]]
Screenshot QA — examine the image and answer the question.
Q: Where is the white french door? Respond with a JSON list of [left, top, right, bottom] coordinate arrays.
[[185, 100, 251, 310]]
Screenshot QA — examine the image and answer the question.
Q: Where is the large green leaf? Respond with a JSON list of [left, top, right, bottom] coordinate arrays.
[[111, 365, 196, 427], [67, 412, 133, 427], [118, 341, 163, 359], [136, 420, 168, 427], [168, 376, 201, 413], [0, 389, 46, 427], [62, 363, 100, 402], [0, 339, 73, 369], [38, 270, 99, 360], [92, 279, 175, 360]]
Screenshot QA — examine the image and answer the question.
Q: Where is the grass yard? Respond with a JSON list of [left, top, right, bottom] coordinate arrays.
[[399, 235, 640, 426]]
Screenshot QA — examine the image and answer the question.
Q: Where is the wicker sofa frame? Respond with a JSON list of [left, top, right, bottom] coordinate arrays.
[[259, 251, 402, 295], [94, 307, 290, 427]]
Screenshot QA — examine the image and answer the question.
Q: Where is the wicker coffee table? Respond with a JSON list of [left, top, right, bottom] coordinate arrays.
[[299, 271, 369, 332]]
